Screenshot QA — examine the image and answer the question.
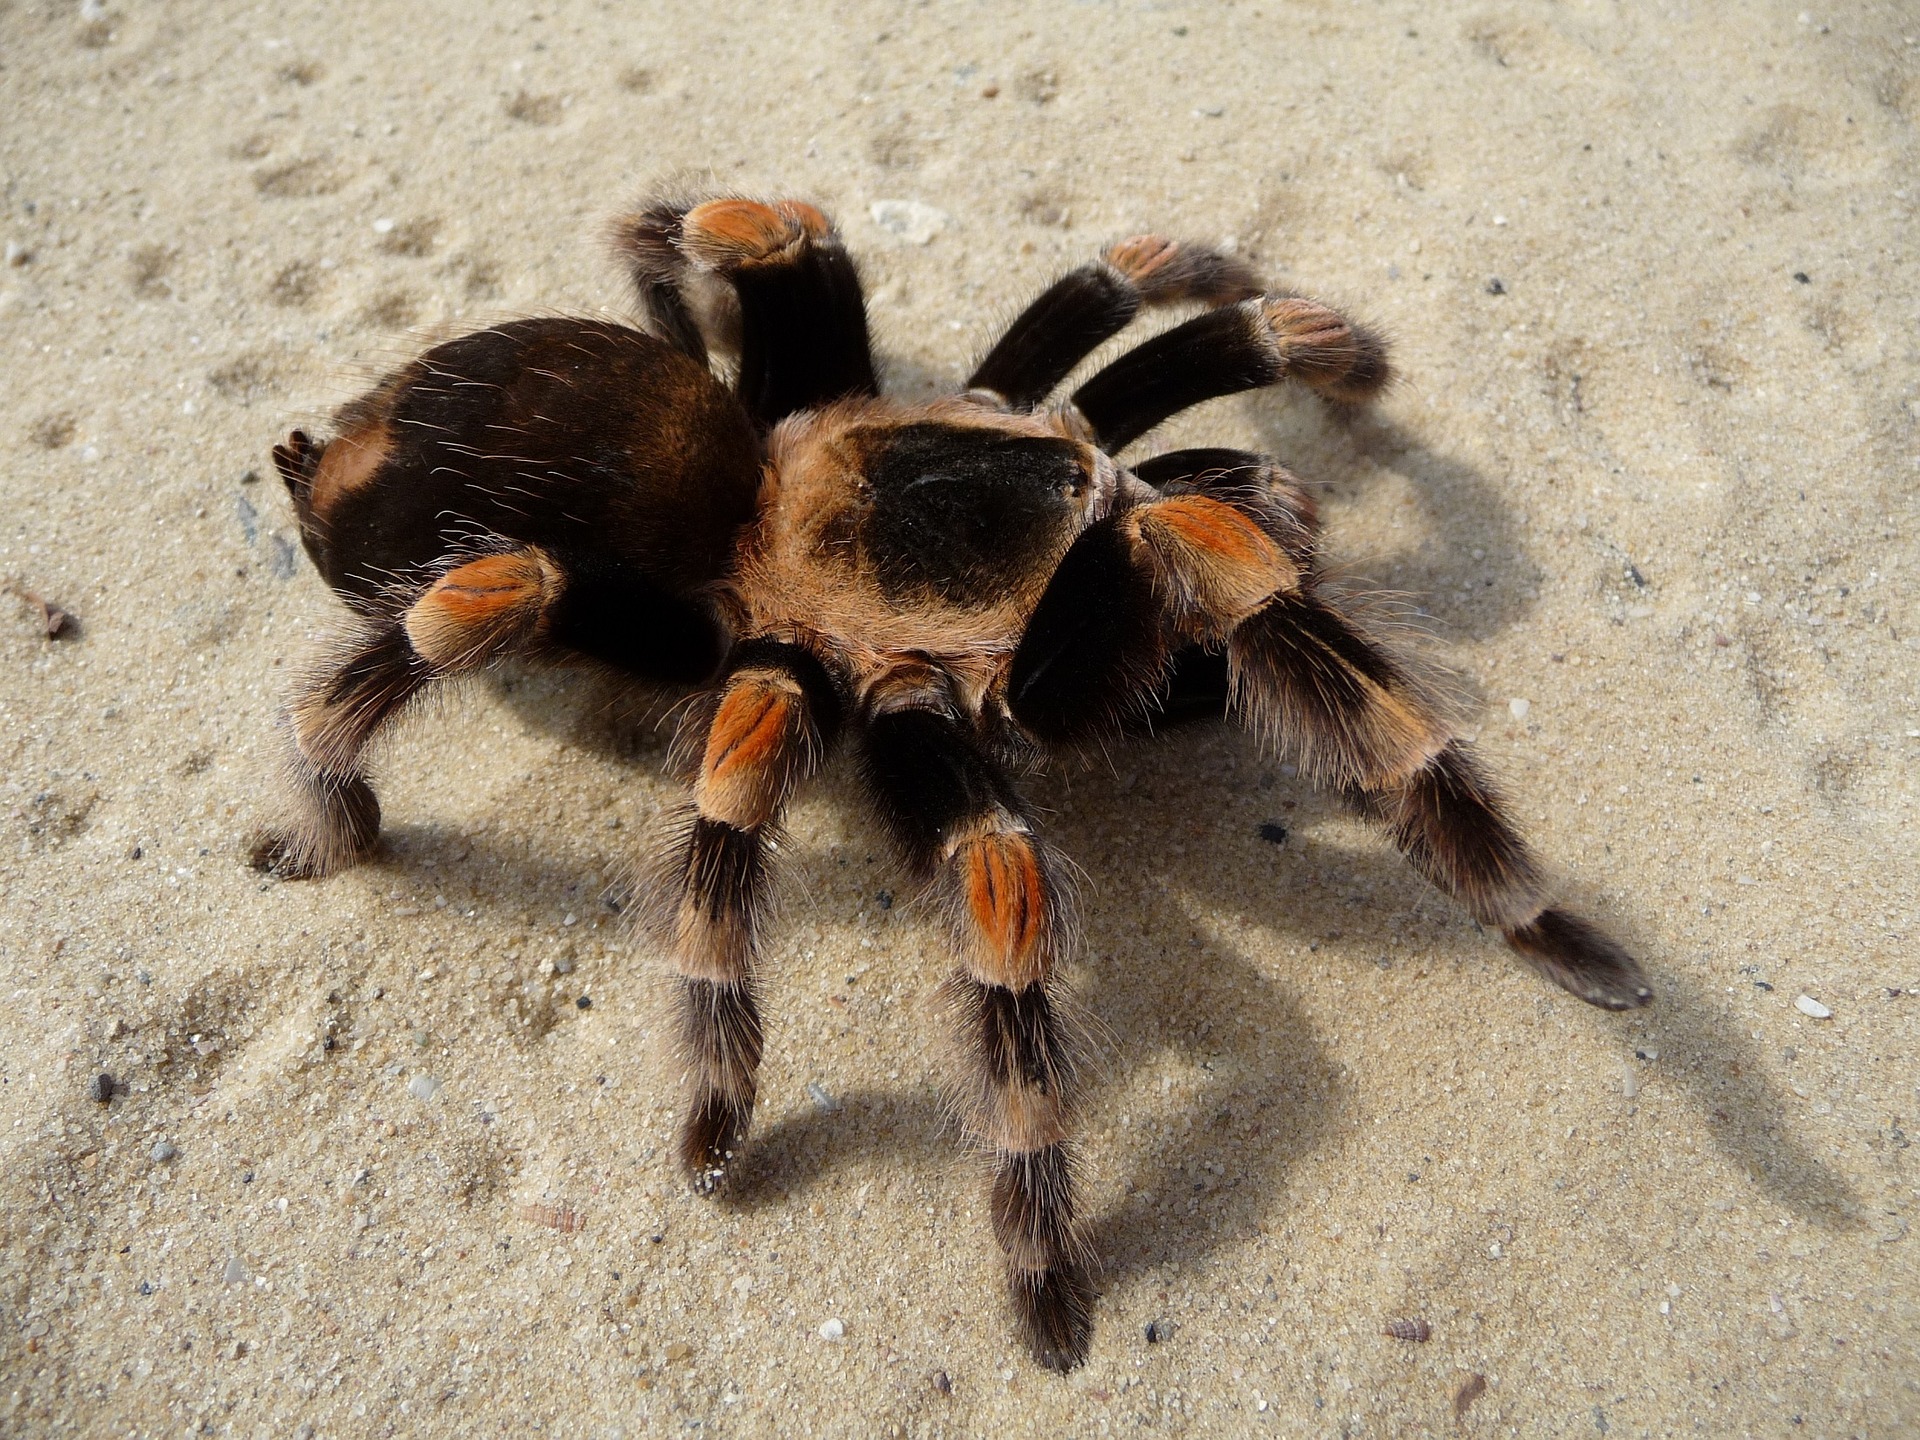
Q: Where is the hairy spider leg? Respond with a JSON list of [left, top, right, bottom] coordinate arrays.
[[612, 195, 877, 425], [857, 683, 1093, 1373], [966, 235, 1262, 411], [608, 195, 722, 364], [1131, 447, 1324, 727], [1070, 295, 1393, 451], [652, 640, 842, 1191], [1345, 750, 1653, 1010], [252, 548, 560, 878], [1011, 488, 1651, 1010]]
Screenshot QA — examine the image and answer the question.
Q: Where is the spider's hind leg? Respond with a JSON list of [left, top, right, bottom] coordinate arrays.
[[610, 194, 876, 423], [252, 548, 564, 878]]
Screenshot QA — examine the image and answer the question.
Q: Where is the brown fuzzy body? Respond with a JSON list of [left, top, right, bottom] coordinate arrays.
[[254, 191, 1649, 1377]]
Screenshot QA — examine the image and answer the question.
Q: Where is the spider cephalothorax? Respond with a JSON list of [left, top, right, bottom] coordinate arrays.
[[255, 192, 1650, 1371]]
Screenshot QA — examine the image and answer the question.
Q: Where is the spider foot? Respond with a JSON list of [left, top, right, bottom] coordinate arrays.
[[248, 774, 380, 879], [679, 1088, 752, 1196], [1012, 1262, 1095, 1373], [1506, 908, 1653, 1010]]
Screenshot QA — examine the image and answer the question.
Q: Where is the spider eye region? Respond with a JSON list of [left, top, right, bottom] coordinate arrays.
[[860, 423, 1086, 605]]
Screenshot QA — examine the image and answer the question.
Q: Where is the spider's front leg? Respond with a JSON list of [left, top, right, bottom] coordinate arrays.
[[856, 670, 1093, 1372], [1010, 490, 1651, 1010], [650, 641, 843, 1191]]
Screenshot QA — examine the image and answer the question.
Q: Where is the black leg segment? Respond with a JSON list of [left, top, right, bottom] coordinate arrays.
[[1007, 518, 1169, 745], [969, 236, 1261, 412], [1073, 296, 1390, 450]]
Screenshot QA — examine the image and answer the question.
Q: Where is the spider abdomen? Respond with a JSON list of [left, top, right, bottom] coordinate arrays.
[[281, 317, 761, 605]]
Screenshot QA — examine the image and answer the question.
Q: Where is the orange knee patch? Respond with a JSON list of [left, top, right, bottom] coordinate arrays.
[[682, 198, 831, 270], [403, 549, 560, 671], [1103, 234, 1181, 287], [696, 675, 805, 829], [958, 832, 1051, 989], [1133, 496, 1293, 636]]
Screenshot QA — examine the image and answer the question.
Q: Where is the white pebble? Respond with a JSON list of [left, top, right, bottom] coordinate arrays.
[[1794, 994, 1832, 1019], [372, 217, 396, 234], [3, 240, 28, 266], [408, 1073, 442, 1100], [869, 200, 950, 245], [150, 1139, 177, 1163], [223, 1256, 247, 1285], [1621, 1066, 1639, 1101], [806, 1081, 842, 1114], [818, 1316, 845, 1342], [1508, 698, 1531, 721]]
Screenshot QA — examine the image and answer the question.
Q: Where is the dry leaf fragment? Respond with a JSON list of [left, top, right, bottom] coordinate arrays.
[[10, 582, 72, 637]]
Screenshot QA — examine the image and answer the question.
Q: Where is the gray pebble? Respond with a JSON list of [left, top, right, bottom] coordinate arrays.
[[222, 1256, 247, 1285], [151, 1139, 178, 1164]]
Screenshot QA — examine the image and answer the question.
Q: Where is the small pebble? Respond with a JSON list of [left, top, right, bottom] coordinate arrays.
[[1486, 276, 1506, 295], [1257, 821, 1289, 846], [407, 1073, 442, 1100], [806, 1081, 842, 1114], [664, 1340, 694, 1363], [1508, 697, 1531, 721], [1794, 994, 1832, 1019], [4, 240, 28, 266], [575, 995, 591, 1010], [151, 1140, 178, 1164], [89, 1072, 116, 1105], [1621, 1066, 1639, 1101], [1144, 1318, 1176, 1344], [818, 1317, 845, 1342], [223, 1256, 247, 1285], [931, 1369, 952, 1395], [869, 199, 950, 244], [372, 217, 396, 234]]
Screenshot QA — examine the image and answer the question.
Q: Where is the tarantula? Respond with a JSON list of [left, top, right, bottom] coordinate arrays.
[[255, 193, 1651, 1371]]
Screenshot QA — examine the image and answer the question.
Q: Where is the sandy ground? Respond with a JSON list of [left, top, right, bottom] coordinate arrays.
[[2, 0, 1917, 1434]]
